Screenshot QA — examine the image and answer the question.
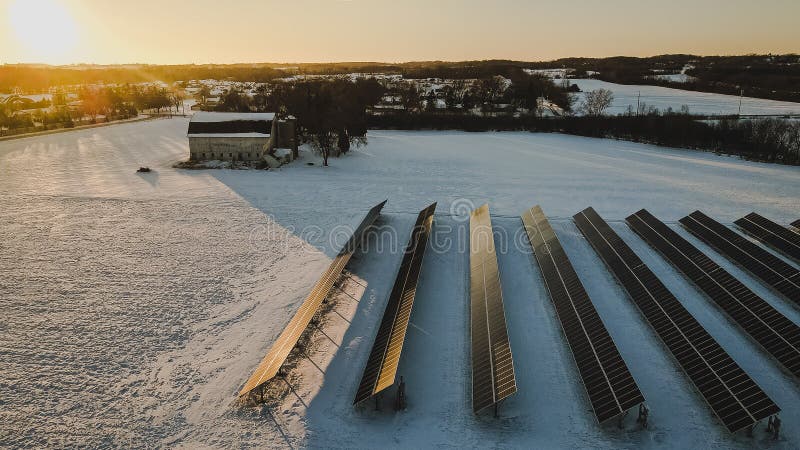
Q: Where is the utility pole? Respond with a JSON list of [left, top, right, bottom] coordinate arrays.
[[738, 89, 743, 117], [636, 91, 641, 116]]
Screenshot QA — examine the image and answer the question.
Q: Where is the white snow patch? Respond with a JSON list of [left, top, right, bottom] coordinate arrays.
[[569, 79, 800, 116], [0, 120, 798, 448]]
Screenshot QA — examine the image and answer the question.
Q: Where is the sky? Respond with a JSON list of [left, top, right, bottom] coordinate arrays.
[[1, 0, 799, 65]]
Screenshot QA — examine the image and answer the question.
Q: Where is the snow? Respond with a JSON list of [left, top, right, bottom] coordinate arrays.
[[1, 120, 799, 448], [0, 93, 53, 102], [648, 73, 697, 83], [568, 79, 800, 116], [190, 112, 276, 122], [524, 68, 569, 79], [274, 148, 292, 160]]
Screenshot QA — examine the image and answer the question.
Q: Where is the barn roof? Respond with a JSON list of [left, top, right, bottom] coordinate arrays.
[[188, 112, 274, 137], [191, 112, 275, 122]]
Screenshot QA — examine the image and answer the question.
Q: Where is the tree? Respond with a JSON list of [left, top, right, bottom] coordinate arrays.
[[508, 74, 545, 114], [425, 89, 438, 112], [78, 86, 109, 122], [195, 85, 212, 104], [152, 87, 172, 113], [268, 78, 384, 166], [580, 88, 614, 116], [52, 89, 68, 107], [217, 88, 250, 112], [442, 81, 465, 111], [253, 83, 270, 111], [397, 82, 421, 112], [170, 91, 184, 114], [473, 76, 505, 107]]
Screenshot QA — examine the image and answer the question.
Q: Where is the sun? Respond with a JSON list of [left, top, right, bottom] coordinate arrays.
[[8, 0, 79, 64]]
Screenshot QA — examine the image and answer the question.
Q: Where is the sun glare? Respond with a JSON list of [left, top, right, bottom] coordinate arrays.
[[9, 0, 78, 64]]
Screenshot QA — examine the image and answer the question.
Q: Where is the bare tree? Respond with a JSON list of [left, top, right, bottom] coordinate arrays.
[[253, 84, 270, 111], [580, 88, 614, 116], [170, 91, 184, 114], [398, 82, 421, 112], [443, 79, 467, 110]]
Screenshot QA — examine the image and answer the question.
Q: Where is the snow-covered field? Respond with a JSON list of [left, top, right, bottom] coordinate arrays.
[[1, 118, 799, 448], [569, 79, 800, 116]]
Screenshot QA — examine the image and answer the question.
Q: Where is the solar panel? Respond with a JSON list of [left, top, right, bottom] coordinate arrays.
[[627, 209, 800, 380], [239, 200, 387, 400], [680, 211, 800, 308], [792, 219, 800, 232], [521, 206, 644, 424], [470, 204, 517, 414], [734, 213, 800, 263], [353, 203, 436, 405], [576, 207, 779, 433]]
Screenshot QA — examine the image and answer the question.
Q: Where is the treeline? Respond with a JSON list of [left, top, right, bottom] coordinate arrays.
[[0, 84, 182, 136], [0, 65, 286, 92], [537, 55, 692, 81], [547, 54, 800, 103], [206, 72, 576, 119], [368, 113, 800, 165], [74, 84, 182, 119], [376, 72, 575, 114], [398, 61, 532, 79], [5, 54, 798, 102], [0, 61, 543, 91]]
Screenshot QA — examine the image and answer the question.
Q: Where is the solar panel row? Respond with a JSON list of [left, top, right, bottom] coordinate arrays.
[[523, 206, 644, 424], [470, 204, 517, 414], [680, 211, 800, 307], [240, 201, 792, 433], [735, 213, 800, 263], [577, 207, 779, 433], [239, 200, 387, 400], [627, 209, 800, 380], [353, 203, 437, 405], [792, 219, 800, 232]]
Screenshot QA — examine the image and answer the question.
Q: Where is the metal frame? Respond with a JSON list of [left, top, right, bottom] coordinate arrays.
[[524, 205, 644, 424], [239, 200, 386, 400], [470, 204, 517, 414], [353, 203, 436, 405], [680, 211, 800, 307], [735, 213, 800, 262], [628, 209, 800, 380], [577, 207, 779, 433]]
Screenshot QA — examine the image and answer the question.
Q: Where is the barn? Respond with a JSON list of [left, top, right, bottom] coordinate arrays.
[[187, 112, 296, 163]]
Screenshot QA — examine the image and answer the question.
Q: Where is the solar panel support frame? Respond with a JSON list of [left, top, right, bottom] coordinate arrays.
[[470, 204, 518, 414], [353, 203, 436, 406], [734, 212, 800, 263], [576, 207, 780, 433], [679, 211, 800, 308], [238, 200, 387, 401], [523, 205, 645, 425]]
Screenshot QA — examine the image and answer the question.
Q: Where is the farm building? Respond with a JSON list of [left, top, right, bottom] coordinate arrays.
[[187, 112, 297, 164]]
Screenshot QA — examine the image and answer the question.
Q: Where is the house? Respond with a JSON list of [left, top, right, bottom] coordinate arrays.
[[187, 112, 297, 165]]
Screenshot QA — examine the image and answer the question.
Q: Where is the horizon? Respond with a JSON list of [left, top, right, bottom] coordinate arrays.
[[4, 51, 800, 68], [2, 0, 799, 65]]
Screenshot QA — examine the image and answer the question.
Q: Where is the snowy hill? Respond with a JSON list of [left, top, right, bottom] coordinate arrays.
[[568, 79, 800, 116]]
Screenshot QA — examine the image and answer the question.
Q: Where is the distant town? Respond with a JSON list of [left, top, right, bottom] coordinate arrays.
[[2, 55, 799, 165]]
